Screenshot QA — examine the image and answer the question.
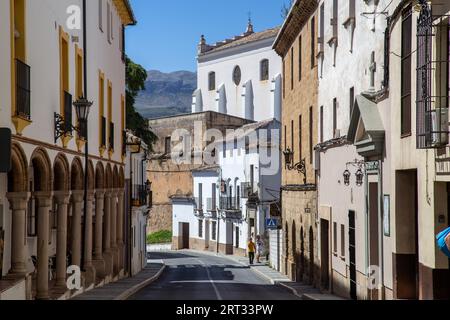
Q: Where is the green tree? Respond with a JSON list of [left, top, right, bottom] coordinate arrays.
[[126, 57, 157, 150]]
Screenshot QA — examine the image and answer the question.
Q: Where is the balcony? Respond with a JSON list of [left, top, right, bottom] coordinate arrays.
[[15, 59, 31, 120], [219, 197, 241, 211], [109, 122, 115, 151], [132, 184, 150, 207], [101, 116, 107, 147], [194, 197, 204, 216], [206, 198, 216, 212]]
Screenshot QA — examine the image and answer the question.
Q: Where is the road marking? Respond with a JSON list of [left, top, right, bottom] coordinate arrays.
[[170, 280, 236, 284], [196, 259, 223, 301]]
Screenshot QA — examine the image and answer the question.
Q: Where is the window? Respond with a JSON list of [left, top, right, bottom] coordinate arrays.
[[332, 0, 338, 38], [309, 106, 313, 164], [250, 165, 255, 191], [212, 183, 216, 209], [212, 221, 217, 240], [60, 28, 71, 132], [311, 16, 315, 68], [320, 106, 324, 143], [291, 120, 294, 152], [333, 98, 337, 138], [260, 59, 269, 81], [349, 0, 355, 19], [98, 0, 103, 31], [401, 6, 412, 136], [107, 2, 111, 43], [198, 220, 203, 238], [233, 66, 241, 85], [340, 224, 345, 258], [349, 87, 355, 119], [198, 183, 203, 210], [299, 115, 302, 160], [208, 72, 216, 91], [120, 25, 126, 62], [319, 3, 325, 53], [223, 141, 226, 158], [290, 47, 294, 90], [164, 137, 171, 155], [298, 36, 302, 81], [283, 59, 286, 98], [333, 222, 337, 254], [99, 71, 106, 148], [107, 81, 113, 151], [75, 46, 83, 100], [284, 125, 287, 151]]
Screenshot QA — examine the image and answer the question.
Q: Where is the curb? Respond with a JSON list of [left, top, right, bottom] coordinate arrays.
[[114, 264, 166, 300], [278, 282, 304, 299]]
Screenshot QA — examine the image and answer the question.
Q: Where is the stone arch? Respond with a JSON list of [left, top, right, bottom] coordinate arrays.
[[30, 147, 52, 192], [87, 160, 95, 190], [105, 164, 113, 189], [53, 153, 70, 191], [119, 167, 125, 188], [95, 162, 105, 189], [113, 166, 119, 188], [71, 157, 84, 190], [8, 142, 28, 192]]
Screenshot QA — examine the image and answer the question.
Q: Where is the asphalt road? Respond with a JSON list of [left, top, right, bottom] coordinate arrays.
[[129, 251, 300, 300]]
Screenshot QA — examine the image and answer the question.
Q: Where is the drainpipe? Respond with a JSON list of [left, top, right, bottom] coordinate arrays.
[[377, 160, 385, 300]]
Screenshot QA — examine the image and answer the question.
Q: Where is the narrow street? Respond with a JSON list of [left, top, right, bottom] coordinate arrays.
[[129, 251, 300, 300]]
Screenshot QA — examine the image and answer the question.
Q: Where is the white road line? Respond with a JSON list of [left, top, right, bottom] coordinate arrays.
[[196, 259, 223, 301]]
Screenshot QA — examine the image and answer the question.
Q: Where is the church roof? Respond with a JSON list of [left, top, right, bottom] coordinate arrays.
[[199, 27, 280, 56]]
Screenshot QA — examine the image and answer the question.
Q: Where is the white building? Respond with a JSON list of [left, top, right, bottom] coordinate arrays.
[[172, 119, 281, 257], [316, 0, 391, 299], [0, 0, 135, 300], [124, 132, 150, 276], [193, 21, 282, 122]]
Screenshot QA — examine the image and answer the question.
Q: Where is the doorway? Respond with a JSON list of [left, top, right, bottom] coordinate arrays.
[[368, 182, 380, 299], [179, 222, 190, 249], [320, 219, 330, 291], [205, 220, 210, 249], [235, 226, 239, 249], [394, 170, 419, 299], [348, 210, 357, 300]]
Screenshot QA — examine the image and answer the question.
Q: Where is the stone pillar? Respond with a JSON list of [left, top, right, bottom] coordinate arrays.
[[35, 192, 52, 300], [84, 191, 94, 268], [71, 191, 84, 268], [92, 189, 105, 278], [116, 189, 125, 271], [93, 190, 104, 260], [6, 192, 30, 275], [110, 190, 118, 274], [54, 191, 70, 288], [103, 190, 113, 276]]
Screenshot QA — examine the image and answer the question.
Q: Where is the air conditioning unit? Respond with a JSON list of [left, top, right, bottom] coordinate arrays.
[[431, 108, 449, 147]]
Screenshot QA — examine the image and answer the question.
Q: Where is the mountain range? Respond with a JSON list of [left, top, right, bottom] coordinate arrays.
[[135, 70, 197, 119]]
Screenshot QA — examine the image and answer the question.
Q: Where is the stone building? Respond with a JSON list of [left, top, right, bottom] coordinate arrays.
[[147, 112, 251, 235], [273, 0, 320, 286], [0, 0, 135, 299]]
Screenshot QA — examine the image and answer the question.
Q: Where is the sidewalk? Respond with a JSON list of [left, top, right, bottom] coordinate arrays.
[[192, 250, 345, 300], [71, 261, 165, 300]]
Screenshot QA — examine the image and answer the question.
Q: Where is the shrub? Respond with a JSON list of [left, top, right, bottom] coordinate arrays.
[[147, 230, 172, 244]]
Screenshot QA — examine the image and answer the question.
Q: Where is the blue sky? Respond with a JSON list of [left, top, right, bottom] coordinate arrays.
[[126, 0, 288, 73]]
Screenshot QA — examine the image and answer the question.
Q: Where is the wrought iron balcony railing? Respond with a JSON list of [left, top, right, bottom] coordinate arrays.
[[16, 59, 31, 120], [132, 184, 150, 207]]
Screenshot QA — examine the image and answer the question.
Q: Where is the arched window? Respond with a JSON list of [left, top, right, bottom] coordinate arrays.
[[208, 71, 216, 91], [260, 59, 269, 81], [233, 66, 241, 85]]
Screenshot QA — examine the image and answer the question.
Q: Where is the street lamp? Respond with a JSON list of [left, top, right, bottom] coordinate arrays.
[[74, 96, 93, 273]]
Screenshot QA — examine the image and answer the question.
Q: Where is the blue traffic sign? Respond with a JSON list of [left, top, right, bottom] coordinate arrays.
[[266, 218, 279, 229]]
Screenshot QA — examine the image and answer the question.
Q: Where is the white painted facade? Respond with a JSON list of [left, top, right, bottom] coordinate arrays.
[[194, 26, 282, 122], [0, 0, 134, 299], [316, 0, 392, 299]]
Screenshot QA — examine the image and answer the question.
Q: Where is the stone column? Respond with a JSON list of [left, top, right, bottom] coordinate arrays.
[[116, 189, 125, 271], [93, 190, 104, 260], [54, 191, 70, 288], [35, 192, 52, 300], [103, 190, 113, 276], [84, 191, 94, 268], [71, 191, 84, 268], [110, 190, 118, 273], [6, 192, 30, 275]]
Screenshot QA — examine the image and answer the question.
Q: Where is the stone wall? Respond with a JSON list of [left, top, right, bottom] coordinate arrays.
[[148, 204, 172, 234]]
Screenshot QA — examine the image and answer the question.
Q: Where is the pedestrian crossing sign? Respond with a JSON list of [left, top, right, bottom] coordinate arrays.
[[266, 218, 279, 229]]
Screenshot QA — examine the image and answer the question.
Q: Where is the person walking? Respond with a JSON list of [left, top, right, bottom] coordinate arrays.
[[256, 235, 264, 263], [247, 238, 256, 265]]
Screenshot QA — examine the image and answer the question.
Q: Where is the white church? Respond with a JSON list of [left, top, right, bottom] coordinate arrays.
[[172, 21, 283, 260]]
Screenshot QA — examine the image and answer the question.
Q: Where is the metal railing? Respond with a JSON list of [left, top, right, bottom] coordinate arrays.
[[16, 59, 31, 120], [132, 184, 149, 207], [219, 197, 240, 211]]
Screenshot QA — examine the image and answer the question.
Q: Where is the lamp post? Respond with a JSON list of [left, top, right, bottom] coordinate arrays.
[[74, 97, 93, 272]]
